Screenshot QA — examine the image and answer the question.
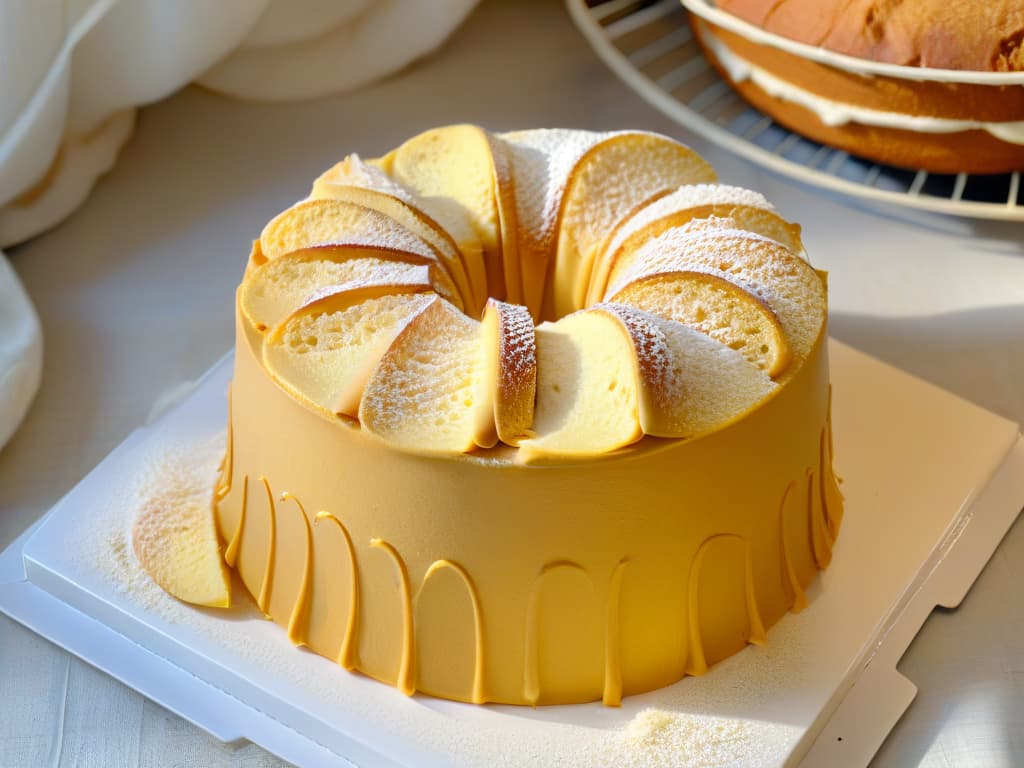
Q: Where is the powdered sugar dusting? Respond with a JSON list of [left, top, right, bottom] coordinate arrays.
[[242, 252, 454, 331], [300, 267, 432, 308], [608, 227, 825, 359], [359, 297, 484, 451], [494, 299, 537, 393], [313, 154, 416, 203], [501, 129, 612, 248], [595, 302, 676, 409], [603, 184, 775, 267], [560, 132, 715, 270], [91, 433, 226, 615], [262, 198, 440, 263]]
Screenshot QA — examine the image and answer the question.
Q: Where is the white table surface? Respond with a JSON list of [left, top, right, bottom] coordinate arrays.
[[1, 1, 1023, 766]]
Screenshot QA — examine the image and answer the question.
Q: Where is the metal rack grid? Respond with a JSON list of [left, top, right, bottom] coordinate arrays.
[[567, 0, 1024, 221]]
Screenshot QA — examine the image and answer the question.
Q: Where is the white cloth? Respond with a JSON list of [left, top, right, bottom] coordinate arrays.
[[198, 0, 481, 102], [0, 0, 481, 247], [0, 0, 479, 448], [0, 250, 42, 451]]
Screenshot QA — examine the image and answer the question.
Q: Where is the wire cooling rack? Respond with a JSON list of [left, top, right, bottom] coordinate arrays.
[[566, 0, 1024, 221]]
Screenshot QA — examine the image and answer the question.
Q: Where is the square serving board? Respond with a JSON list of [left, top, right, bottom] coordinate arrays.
[[1, 339, 1022, 768]]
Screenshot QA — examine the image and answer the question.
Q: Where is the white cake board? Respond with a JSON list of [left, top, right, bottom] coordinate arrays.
[[1, 340, 1022, 768]]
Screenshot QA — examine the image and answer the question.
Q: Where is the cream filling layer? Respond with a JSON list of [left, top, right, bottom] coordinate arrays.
[[705, 29, 1024, 145]]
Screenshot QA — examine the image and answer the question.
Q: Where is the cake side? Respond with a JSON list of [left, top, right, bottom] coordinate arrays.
[[214, 293, 840, 706]]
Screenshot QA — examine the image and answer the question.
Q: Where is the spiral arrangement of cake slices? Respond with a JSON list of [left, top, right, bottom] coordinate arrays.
[[239, 125, 827, 460]]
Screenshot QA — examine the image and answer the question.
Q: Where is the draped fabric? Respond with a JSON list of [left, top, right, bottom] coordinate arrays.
[[0, 0, 479, 450]]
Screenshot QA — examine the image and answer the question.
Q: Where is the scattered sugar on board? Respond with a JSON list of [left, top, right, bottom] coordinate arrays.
[[87, 432, 226, 615], [65, 426, 810, 766]]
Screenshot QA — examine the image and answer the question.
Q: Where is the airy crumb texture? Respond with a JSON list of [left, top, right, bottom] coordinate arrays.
[[242, 252, 436, 331], [608, 228, 825, 364], [359, 297, 486, 452], [304, 183, 470, 302], [610, 268, 791, 378], [518, 308, 642, 459], [264, 292, 434, 417], [591, 183, 804, 306], [311, 154, 475, 294], [260, 198, 438, 261]]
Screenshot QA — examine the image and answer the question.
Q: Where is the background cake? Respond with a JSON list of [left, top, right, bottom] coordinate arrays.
[[140, 125, 841, 707], [689, 0, 1024, 173]]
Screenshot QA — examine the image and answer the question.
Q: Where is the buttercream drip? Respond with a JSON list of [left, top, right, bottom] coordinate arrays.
[[223, 474, 245, 568], [705, 27, 1024, 144], [214, 328, 843, 703], [808, 467, 834, 569], [685, 534, 767, 677], [778, 480, 809, 612], [215, 387, 233, 501], [312, 512, 359, 670], [369, 538, 416, 696], [745, 549, 768, 647], [603, 558, 629, 707], [256, 477, 276, 614], [822, 393, 844, 541], [280, 493, 314, 645], [418, 560, 487, 704], [216, 439, 842, 702], [523, 561, 603, 705]]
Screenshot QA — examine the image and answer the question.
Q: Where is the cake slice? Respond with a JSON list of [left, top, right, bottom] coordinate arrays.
[[259, 196, 455, 296], [608, 269, 792, 378], [240, 245, 458, 332], [586, 184, 804, 306], [359, 296, 491, 453], [372, 125, 515, 307], [263, 288, 435, 418], [306, 181, 474, 307], [553, 132, 716, 318], [501, 128, 615, 320], [477, 298, 537, 446], [606, 228, 826, 365], [516, 308, 643, 462], [597, 303, 777, 438], [312, 153, 485, 311]]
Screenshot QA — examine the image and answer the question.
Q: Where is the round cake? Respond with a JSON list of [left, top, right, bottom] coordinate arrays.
[[213, 125, 841, 706], [691, 0, 1024, 174]]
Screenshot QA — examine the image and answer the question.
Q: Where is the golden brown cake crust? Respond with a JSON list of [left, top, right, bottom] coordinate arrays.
[[717, 0, 1024, 72]]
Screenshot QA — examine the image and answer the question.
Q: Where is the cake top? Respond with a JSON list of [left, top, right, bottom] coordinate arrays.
[[239, 125, 828, 461], [715, 0, 1024, 72]]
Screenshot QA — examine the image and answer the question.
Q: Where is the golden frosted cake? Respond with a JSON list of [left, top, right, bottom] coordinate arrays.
[[204, 125, 840, 706]]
